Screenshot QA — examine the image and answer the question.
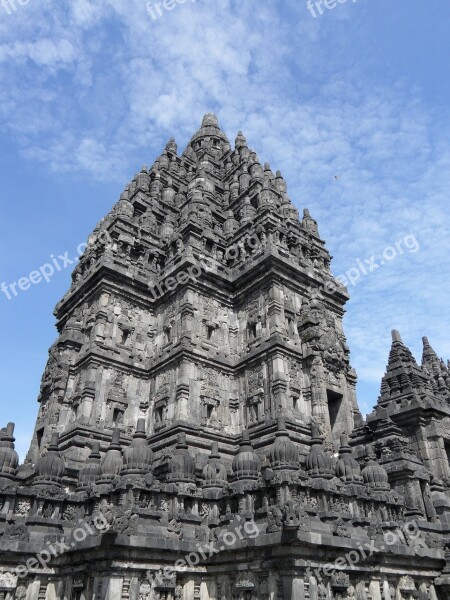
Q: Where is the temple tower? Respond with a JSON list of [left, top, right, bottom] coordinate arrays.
[[27, 114, 358, 476]]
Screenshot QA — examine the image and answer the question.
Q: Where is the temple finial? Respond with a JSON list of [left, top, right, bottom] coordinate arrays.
[[165, 138, 177, 155], [235, 130, 247, 149], [302, 208, 319, 236], [391, 329, 402, 343], [201, 113, 219, 128], [422, 335, 443, 371]]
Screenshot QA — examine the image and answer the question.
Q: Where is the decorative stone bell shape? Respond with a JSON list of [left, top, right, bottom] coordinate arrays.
[[258, 176, 277, 210], [280, 197, 295, 222], [33, 432, 65, 488], [162, 176, 176, 205], [77, 441, 101, 491], [98, 429, 123, 484], [196, 166, 215, 194], [167, 432, 195, 483], [160, 215, 174, 244], [202, 112, 219, 128], [190, 113, 229, 156], [121, 418, 153, 477], [269, 417, 299, 471], [165, 137, 178, 156], [361, 444, 390, 491], [274, 170, 287, 194], [240, 196, 257, 225], [305, 424, 334, 479], [429, 476, 450, 514], [239, 163, 251, 191], [136, 165, 150, 192], [0, 423, 19, 485], [158, 150, 170, 170], [203, 442, 228, 489], [263, 162, 275, 182], [301, 208, 320, 237], [235, 130, 247, 150], [115, 190, 134, 219], [230, 174, 240, 200], [250, 159, 264, 183], [232, 431, 261, 481], [223, 210, 239, 237], [150, 172, 163, 199], [276, 171, 298, 221], [335, 433, 363, 483]]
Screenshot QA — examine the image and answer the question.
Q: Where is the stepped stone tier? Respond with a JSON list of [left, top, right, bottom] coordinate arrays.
[[1, 114, 450, 600]]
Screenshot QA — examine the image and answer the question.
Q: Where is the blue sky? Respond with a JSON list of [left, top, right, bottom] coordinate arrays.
[[0, 0, 449, 459]]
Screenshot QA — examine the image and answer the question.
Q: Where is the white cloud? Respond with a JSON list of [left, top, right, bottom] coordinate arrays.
[[0, 38, 77, 66]]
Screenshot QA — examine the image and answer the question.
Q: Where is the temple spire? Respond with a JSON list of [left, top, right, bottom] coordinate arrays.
[[386, 329, 419, 369], [422, 336, 441, 370], [302, 208, 320, 237], [375, 330, 428, 407], [391, 329, 402, 343]]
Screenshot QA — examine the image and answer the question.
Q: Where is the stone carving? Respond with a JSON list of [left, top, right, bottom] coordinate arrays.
[[288, 358, 303, 392], [36, 483, 65, 500], [175, 583, 183, 599], [367, 519, 384, 540], [15, 586, 27, 600], [139, 580, 154, 600], [153, 568, 176, 590], [93, 500, 138, 536], [200, 367, 222, 427], [246, 366, 265, 423], [38, 343, 70, 400], [298, 491, 319, 513], [154, 371, 170, 409], [283, 500, 310, 531], [44, 532, 65, 544], [331, 572, 349, 589], [62, 505, 77, 521], [41, 502, 53, 518], [14, 500, 31, 518], [333, 518, 351, 538], [266, 505, 283, 533], [235, 572, 254, 591], [167, 518, 182, 539], [2, 523, 29, 541]]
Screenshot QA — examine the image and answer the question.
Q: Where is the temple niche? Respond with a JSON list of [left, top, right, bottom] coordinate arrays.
[[1, 115, 449, 600]]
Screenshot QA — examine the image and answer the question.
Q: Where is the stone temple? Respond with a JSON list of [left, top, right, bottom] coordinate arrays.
[[1, 114, 450, 600]]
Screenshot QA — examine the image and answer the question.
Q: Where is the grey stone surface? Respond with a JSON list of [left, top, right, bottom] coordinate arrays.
[[0, 114, 449, 599]]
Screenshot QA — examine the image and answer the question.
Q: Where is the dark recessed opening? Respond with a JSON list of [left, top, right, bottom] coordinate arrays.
[[120, 329, 129, 345], [36, 428, 44, 449], [113, 408, 124, 424], [248, 323, 257, 339], [156, 406, 164, 423], [445, 443, 450, 469], [327, 389, 343, 438]]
